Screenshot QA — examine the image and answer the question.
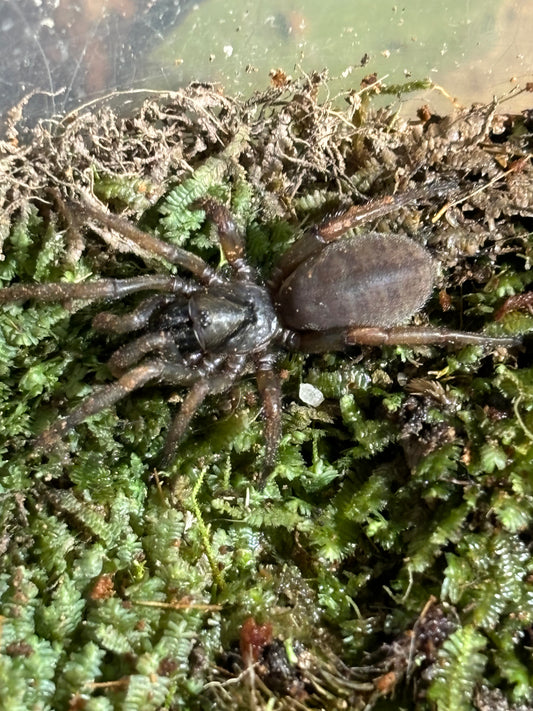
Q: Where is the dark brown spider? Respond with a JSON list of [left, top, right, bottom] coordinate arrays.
[[0, 191, 520, 475]]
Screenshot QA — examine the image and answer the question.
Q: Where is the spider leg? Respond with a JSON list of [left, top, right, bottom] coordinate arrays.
[[161, 354, 247, 467], [107, 331, 187, 378], [80, 202, 218, 285], [35, 359, 169, 450], [92, 293, 181, 333], [346, 325, 520, 349], [193, 197, 256, 281], [314, 188, 442, 242], [0, 274, 194, 305], [285, 330, 350, 354], [269, 184, 454, 292], [288, 325, 520, 352], [35, 358, 201, 452], [255, 352, 282, 481], [161, 380, 211, 467]]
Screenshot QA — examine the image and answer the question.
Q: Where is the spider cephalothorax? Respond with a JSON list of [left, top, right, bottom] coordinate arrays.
[[0, 192, 520, 476]]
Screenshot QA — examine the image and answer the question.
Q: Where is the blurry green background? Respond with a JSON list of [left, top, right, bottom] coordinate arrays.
[[1, 0, 531, 124], [150, 0, 526, 110]]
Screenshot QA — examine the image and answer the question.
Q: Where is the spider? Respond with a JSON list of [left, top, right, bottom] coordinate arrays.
[[0, 190, 520, 475]]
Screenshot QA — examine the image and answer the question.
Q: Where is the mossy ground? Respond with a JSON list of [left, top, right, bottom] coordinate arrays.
[[0, 77, 533, 710]]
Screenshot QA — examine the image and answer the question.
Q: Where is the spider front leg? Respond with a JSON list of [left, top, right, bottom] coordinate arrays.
[[81, 198, 257, 286], [107, 331, 188, 378], [35, 359, 159, 449], [0, 274, 195, 306], [79, 201, 218, 285], [92, 294, 178, 334], [192, 198, 256, 281]]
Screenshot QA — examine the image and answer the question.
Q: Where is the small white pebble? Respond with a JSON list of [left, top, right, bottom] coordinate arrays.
[[299, 383, 324, 407], [223, 45, 233, 58]]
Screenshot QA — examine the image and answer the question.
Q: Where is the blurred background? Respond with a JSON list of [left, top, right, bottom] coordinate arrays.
[[1, 0, 531, 126]]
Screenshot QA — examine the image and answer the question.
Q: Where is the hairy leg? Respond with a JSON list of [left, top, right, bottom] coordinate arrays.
[[92, 294, 179, 333], [284, 329, 349, 353], [161, 354, 247, 467], [80, 201, 218, 284], [160, 380, 211, 467], [0, 274, 194, 305], [193, 198, 256, 281], [35, 359, 167, 450], [107, 331, 186, 377], [255, 352, 282, 480], [346, 325, 520, 349], [286, 324, 519, 352], [269, 183, 454, 292], [35, 358, 200, 452]]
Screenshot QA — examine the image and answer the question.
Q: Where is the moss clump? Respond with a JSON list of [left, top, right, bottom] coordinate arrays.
[[1, 77, 533, 710]]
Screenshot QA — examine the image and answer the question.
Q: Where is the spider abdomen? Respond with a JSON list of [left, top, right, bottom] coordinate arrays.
[[275, 232, 435, 331]]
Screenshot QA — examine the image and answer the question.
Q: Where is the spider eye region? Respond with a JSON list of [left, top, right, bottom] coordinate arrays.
[[198, 309, 211, 328], [189, 284, 279, 354], [189, 292, 251, 351]]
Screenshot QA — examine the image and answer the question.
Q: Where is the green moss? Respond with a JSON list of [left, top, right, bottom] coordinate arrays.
[[428, 626, 488, 711]]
